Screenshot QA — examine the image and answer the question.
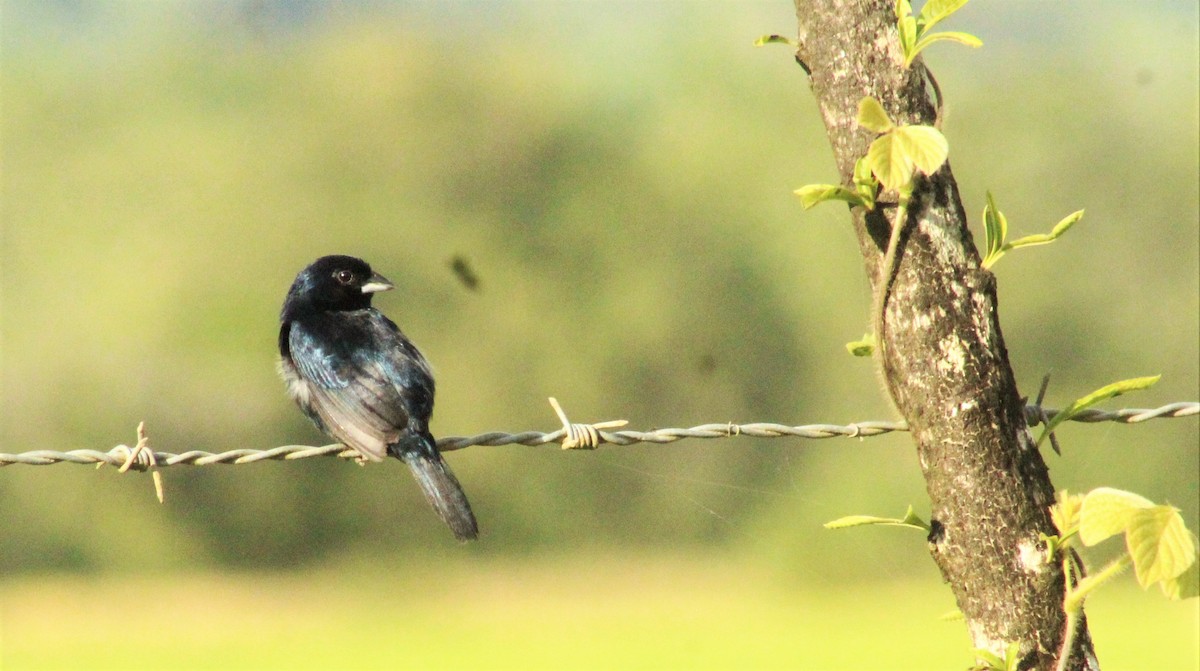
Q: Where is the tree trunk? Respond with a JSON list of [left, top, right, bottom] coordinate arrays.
[[790, 2, 1096, 669]]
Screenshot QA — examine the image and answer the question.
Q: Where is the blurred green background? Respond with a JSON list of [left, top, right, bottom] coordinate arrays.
[[1, 1, 1197, 669]]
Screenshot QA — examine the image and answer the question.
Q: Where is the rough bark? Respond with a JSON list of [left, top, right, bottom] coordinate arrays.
[[790, 2, 1096, 669]]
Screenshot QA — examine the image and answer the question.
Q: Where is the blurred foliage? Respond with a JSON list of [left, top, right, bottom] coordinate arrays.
[[0, 0, 1196, 580], [2, 560, 1197, 670]]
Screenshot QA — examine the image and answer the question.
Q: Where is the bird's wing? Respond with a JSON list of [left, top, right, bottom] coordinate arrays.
[[287, 318, 412, 462]]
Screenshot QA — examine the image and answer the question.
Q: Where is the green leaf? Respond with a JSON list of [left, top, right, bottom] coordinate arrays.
[[824, 505, 929, 531], [970, 648, 1005, 671], [907, 31, 983, 66], [1050, 209, 1086, 236], [981, 191, 1008, 269], [754, 34, 799, 48], [898, 15, 918, 62], [1050, 489, 1084, 538], [852, 157, 878, 210], [853, 156, 872, 184], [825, 514, 894, 529], [937, 608, 964, 622], [865, 124, 947, 192], [1036, 375, 1161, 447], [857, 97, 894, 133], [1002, 640, 1022, 671], [794, 184, 868, 210], [1127, 505, 1197, 588], [900, 0, 979, 67], [916, 0, 971, 33], [1079, 487, 1154, 546], [1003, 209, 1084, 250], [856, 185, 876, 211], [845, 333, 875, 357], [970, 641, 1020, 671], [1160, 554, 1199, 600], [892, 125, 949, 175], [866, 134, 910, 192], [898, 504, 931, 530]]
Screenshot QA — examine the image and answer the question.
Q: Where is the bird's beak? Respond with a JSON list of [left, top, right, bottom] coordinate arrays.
[[360, 272, 395, 294]]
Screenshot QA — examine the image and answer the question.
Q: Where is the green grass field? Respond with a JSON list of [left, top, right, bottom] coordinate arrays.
[[2, 554, 1195, 670]]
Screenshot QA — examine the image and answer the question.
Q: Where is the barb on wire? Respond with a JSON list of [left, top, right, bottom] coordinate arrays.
[[0, 400, 1195, 472], [549, 396, 629, 449], [105, 421, 165, 503], [1034, 374, 1062, 456]]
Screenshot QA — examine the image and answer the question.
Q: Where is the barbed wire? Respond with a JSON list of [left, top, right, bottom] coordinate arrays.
[[1, 400, 1194, 471]]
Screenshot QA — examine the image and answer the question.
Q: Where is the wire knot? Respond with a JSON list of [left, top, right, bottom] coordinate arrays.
[[104, 422, 165, 503], [548, 397, 628, 450]]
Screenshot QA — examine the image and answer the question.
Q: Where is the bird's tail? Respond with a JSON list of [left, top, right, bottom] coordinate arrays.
[[395, 434, 479, 541]]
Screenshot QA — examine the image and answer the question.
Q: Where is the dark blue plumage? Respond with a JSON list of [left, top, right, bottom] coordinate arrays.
[[279, 255, 478, 541]]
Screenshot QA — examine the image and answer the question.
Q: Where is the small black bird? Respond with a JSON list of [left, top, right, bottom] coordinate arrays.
[[278, 255, 478, 541]]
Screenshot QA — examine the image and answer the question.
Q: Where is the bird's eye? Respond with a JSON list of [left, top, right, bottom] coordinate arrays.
[[334, 270, 355, 285]]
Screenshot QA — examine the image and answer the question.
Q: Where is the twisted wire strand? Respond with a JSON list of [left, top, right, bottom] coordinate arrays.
[[0, 402, 1194, 470]]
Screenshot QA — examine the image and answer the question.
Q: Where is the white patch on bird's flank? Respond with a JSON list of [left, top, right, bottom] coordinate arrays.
[[1018, 538, 1047, 574], [277, 357, 313, 407]]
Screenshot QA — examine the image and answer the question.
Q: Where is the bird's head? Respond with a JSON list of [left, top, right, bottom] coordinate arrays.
[[282, 255, 394, 320]]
